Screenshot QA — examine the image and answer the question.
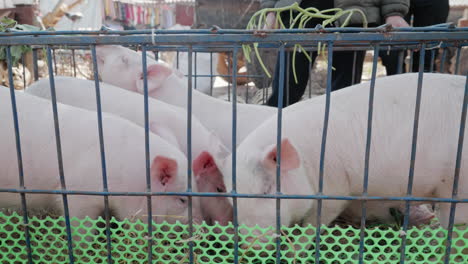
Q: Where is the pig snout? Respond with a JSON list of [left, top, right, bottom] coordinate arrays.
[[193, 151, 233, 226]]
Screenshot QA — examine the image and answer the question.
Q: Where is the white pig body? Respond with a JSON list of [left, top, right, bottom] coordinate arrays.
[[25, 76, 227, 161], [26, 76, 231, 224], [0, 89, 201, 223], [219, 73, 468, 228], [96, 45, 276, 147]]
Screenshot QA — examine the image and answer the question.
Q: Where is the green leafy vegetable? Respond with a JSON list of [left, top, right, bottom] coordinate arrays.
[[0, 17, 40, 66], [243, 3, 367, 83]]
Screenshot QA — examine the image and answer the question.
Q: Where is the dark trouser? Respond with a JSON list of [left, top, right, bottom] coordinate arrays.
[[266, 0, 366, 107], [380, 0, 449, 75]]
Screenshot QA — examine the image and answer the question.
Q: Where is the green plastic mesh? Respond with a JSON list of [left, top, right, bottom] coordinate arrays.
[[0, 212, 466, 263]]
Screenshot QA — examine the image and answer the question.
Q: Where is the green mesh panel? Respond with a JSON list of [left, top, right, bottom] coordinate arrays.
[[0, 212, 466, 263]]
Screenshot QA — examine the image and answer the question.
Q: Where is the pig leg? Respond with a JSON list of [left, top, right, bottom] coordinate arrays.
[[436, 174, 468, 228]]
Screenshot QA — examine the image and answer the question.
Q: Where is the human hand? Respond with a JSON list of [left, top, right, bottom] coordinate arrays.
[[264, 12, 278, 30], [385, 15, 410, 28]]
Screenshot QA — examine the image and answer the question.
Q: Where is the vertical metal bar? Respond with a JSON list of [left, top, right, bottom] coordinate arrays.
[[210, 52, 214, 96], [176, 50, 180, 69], [409, 50, 414, 73], [285, 51, 290, 106], [21, 54, 26, 89], [440, 48, 447, 73], [46, 46, 75, 264], [397, 50, 404, 74], [275, 44, 286, 264], [71, 49, 77, 77], [358, 45, 379, 264], [90, 45, 112, 264], [443, 73, 468, 264], [399, 43, 426, 264], [232, 46, 239, 264], [454, 47, 461, 75], [351, 51, 357, 85], [32, 48, 38, 81], [53, 48, 57, 75], [187, 45, 194, 264], [308, 50, 313, 98], [6, 46, 33, 264], [315, 41, 334, 264], [429, 49, 435, 73], [141, 45, 154, 263], [194, 51, 198, 90], [227, 52, 232, 102]]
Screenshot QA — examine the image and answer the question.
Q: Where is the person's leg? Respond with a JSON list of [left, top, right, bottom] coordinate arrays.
[[266, 0, 333, 107], [410, 0, 449, 72], [331, 50, 365, 91], [380, 50, 406, 76]]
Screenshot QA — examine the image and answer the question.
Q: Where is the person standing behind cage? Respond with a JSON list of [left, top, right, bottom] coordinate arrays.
[[262, 0, 410, 107], [379, 0, 450, 75]]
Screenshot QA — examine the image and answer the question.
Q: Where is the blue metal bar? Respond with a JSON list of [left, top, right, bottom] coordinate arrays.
[[194, 52, 197, 90], [2, 26, 468, 37], [6, 46, 33, 264], [53, 48, 57, 75], [397, 50, 404, 74], [143, 41, 462, 53], [90, 45, 112, 264], [141, 45, 154, 263], [1, 188, 468, 202], [210, 52, 214, 96], [440, 48, 447, 73], [443, 73, 468, 264], [399, 43, 426, 264], [429, 49, 435, 73], [46, 46, 75, 264], [351, 51, 357, 85], [454, 46, 461, 75], [32, 48, 38, 81], [276, 44, 286, 264], [358, 45, 379, 264], [21, 54, 26, 89], [71, 49, 77, 77], [316, 41, 334, 264], [0, 32, 467, 46], [409, 50, 414, 72], [231, 46, 239, 264], [187, 45, 194, 264], [285, 52, 290, 106], [308, 50, 313, 98]]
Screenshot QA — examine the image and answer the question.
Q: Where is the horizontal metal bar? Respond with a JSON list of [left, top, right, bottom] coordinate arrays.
[[1, 26, 467, 37], [0, 32, 466, 46], [1, 188, 467, 203]]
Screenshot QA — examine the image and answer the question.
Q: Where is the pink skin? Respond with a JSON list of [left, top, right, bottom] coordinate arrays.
[[193, 151, 233, 226], [0, 90, 202, 225]]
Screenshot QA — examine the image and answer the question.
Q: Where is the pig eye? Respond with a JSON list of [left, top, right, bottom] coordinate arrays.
[[216, 187, 225, 193], [178, 197, 187, 205]]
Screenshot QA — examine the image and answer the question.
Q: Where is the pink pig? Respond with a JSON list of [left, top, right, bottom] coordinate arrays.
[[200, 73, 468, 229], [0, 89, 202, 224], [26, 76, 232, 225], [95, 45, 276, 148]]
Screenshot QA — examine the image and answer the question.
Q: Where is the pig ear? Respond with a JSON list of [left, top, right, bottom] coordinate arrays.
[[151, 156, 178, 191], [193, 151, 218, 179], [262, 139, 300, 172], [136, 63, 173, 94]]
